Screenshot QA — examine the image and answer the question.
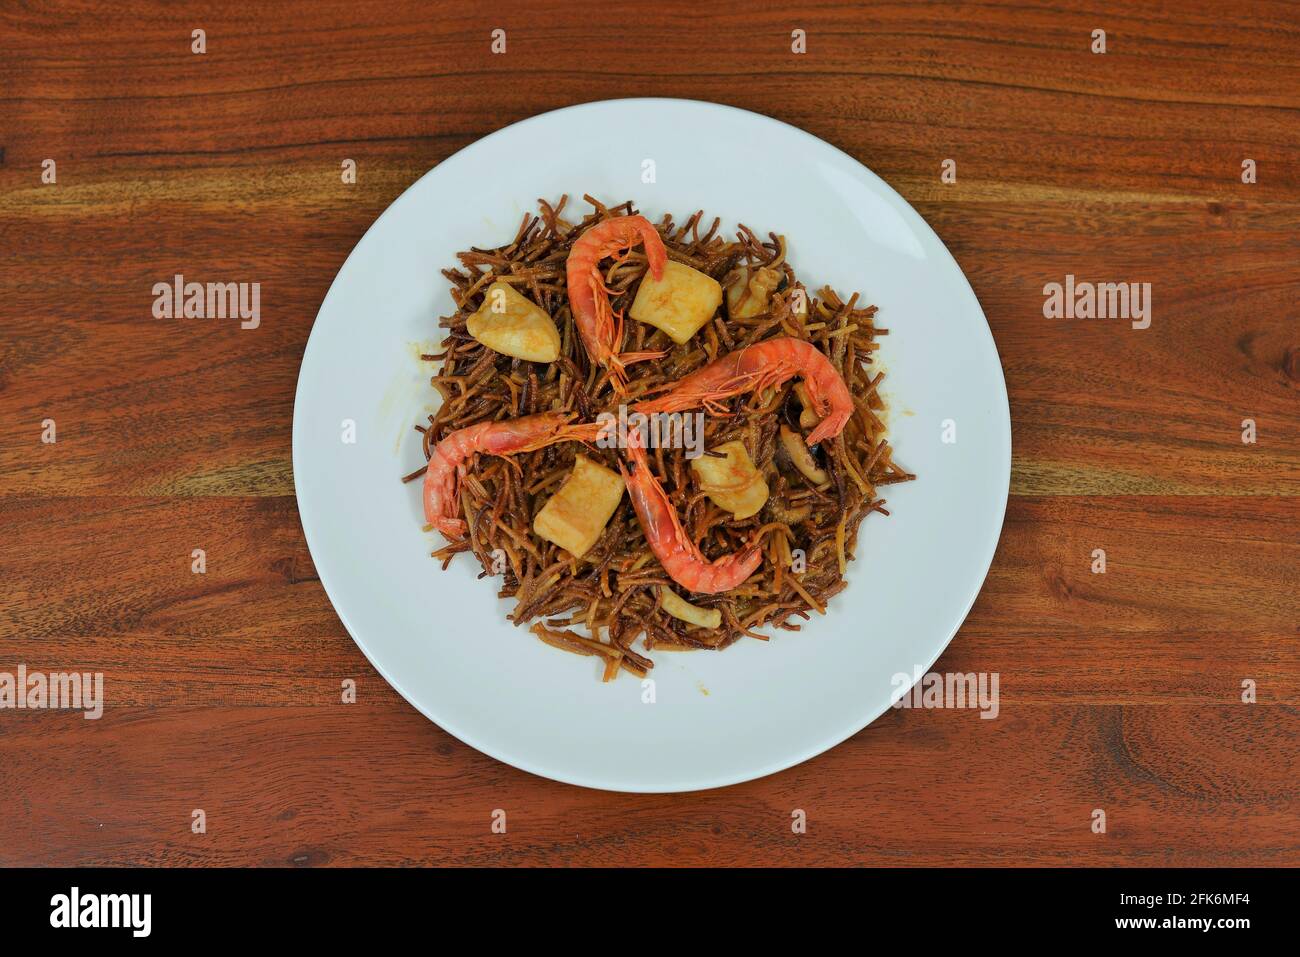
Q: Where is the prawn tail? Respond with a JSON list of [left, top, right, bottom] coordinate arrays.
[[643, 232, 668, 280], [806, 408, 852, 446], [433, 517, 469, 539], [685, 547, 762, 595], [714, 544, 764, 592]]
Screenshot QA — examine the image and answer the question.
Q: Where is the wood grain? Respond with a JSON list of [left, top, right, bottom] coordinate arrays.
[[2, 705, 1295, 867], [1, 495, 1295, 704], [0, 0, 1296, 866]]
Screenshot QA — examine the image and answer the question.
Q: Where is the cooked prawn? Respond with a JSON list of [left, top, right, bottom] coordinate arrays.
[[634, 336, 853, 446], [618, 426, 762, 595], [566, 214, 668, 391], [423, 412, 600, 538]]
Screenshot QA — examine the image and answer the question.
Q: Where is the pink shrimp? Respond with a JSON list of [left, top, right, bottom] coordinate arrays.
[[565, 214, 669, 391], [423, 412, 601, 539], [634, 337, 853, 446], [618, 427, 762, 595]]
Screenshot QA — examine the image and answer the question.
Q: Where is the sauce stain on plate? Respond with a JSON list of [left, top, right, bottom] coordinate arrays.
[[382, 340, 440, 453]]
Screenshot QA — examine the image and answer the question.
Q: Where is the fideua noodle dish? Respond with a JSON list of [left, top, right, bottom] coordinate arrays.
[[403, 195, 914, 681]]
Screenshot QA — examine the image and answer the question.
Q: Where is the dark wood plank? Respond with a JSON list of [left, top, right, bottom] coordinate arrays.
[[1, 198, 1296, 495], [1, 704, 1294, 867], [1, 495, 1294, 706]]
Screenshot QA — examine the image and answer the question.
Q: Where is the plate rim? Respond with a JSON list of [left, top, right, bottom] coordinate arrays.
[[292, 96, 1012, 793]]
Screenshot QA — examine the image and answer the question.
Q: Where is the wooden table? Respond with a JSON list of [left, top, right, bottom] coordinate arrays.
[[2, 1, 1296, 867]]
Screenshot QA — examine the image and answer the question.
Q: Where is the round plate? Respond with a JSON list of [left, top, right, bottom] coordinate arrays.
[[292, 98, 1010, 792]]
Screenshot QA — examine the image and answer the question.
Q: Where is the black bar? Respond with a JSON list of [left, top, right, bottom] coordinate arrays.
[[0, 867, 1280, 942]]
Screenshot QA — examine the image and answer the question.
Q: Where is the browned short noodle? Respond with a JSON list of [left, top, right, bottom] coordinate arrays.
[[405, 196, 914, 679]]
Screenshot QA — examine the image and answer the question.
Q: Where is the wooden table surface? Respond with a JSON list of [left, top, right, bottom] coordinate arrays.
[[2, 1, 1297, 867]]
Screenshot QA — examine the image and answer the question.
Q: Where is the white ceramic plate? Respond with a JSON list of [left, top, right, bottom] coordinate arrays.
[[293, 98, 1010, 792]]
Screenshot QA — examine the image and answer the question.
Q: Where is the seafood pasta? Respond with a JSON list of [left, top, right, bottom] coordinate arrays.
[[404, 196, 913, 680]]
